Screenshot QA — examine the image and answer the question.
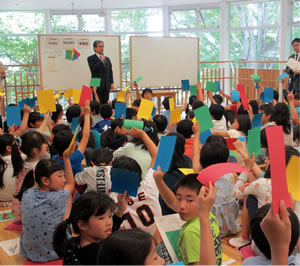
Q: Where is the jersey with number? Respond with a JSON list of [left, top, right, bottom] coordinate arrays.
[[110, 169, 162, 235]]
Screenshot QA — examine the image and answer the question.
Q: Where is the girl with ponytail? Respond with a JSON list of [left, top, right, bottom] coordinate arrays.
[[17, 145, 75, 262], [53, 191, 129, 265]]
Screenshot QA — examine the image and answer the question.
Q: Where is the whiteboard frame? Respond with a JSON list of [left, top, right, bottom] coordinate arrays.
[[130, 36, 199, 88], [38, 34, 122, 90]]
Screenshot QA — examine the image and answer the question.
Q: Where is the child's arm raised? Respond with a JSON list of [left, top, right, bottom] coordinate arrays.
[[62, 143, 76, 219], [220, 89, 233, 103], [207, 91, 217, 105], [37, 111, 50, 133], [153, 166, 177, 212], [197, 182, 217, 265], [196, 82, 204, 103], [77, 100, 91, 154], [192, 121, 202, 173], [134, 83, 141, 99], [92, 86, 100, 103], [14, 104, 30, 136], [212, 130, 230, 138]]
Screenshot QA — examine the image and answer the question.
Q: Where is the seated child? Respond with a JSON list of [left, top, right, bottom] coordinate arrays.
[[92, 104, 113, 133], [259, 104, 275, 129], [126, 107, 138, 120], [153, 114, 168, 140], [176, 119, 194, 159], [209, 104, 226, 132], [66, 105, 81, 126], [75, 148, 113, 193], [90, 100, 102, 125]]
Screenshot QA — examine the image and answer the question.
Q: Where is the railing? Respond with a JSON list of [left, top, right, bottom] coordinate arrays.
[[3, 61, 288, 108]]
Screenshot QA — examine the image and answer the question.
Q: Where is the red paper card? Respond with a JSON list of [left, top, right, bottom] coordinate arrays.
[[196, 163, 249, 187], [226, 138, 237, 150], [240, 93, 249, 110], [265, 126, 292, 215], [4, 222, 23, 231], [73, 49, 80, 57], [237, 84, 245, 95], [78, 85, 92, 107], [230, 104, 238, 116]]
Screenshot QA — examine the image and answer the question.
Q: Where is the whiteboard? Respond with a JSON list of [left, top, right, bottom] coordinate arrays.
[[38, 34, 121, 90], [130, 36, 199, 88]]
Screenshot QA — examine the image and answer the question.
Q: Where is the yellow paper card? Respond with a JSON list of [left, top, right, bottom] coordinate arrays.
[[66, 124, 80, 153], [192, 117, 197, 124], [117, 91, 126, 102], [72, 90, 82, 104], [124, 86, 130, 91], [286, 155, 300, 201], [0, 88, 4, 93], [137, 99, 154, 120], [169, 98, 175, 111], [54, 94, 60, 100], [0, 92, 5, 96], [170, 107, 181, 124], [64, 88, 73, 99], [37, 89, 56, 113], [179, 168, 194, 175]]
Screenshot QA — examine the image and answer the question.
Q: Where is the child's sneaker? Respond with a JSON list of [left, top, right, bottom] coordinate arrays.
[[228, 236, 250, 248]]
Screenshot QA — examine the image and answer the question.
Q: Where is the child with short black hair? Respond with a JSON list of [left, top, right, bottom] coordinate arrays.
[[153, 114, 168, 139], [66, 105, 81, 124], [209, 104, 226, 132], [90, 100, 102, 125], [28, 112, 43, 128], [132, 99, 141, 112], [126, 107, 137, 120], [259, 104, 275, 129], [176, 119, 194, 159], [92, 104, 113, 133]]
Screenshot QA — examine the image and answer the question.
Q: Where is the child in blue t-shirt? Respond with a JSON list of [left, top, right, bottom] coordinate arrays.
[[92, 104, 113, 133]]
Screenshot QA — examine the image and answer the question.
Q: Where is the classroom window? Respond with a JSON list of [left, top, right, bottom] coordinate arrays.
[[51, 15, 79, 32], [170, 10, 197, 29], [230, 1, 280, 27], [0, 12, 45, 34], [111, 8, 163, 32], [292, 27, 300, 41], [198, 8, 220, 28], [293, 1, 300, 23], [80, 15, 105, 32]]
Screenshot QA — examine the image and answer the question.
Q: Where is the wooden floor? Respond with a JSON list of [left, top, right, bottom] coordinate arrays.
[[0, 205, 244, 265]]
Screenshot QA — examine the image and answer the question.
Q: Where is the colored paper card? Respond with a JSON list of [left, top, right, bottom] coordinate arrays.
[[181, 80, 190, 92], [199, 129, 212, 145], [65, 124, 80, 153], [123, 119, 144, 130], [18, 99, 27, 109], [169, 98, 175, 111], [71, 117, 79, 133], [250, 73, 261, 82], [151, 106, 156, 117], [240, 92, 249, 110], [65, 49, 73, 60], [205, 81, 218, 92], [247, 127, 261, 157], [64, 88, 73, 100], [134, 77, 143, 83], [277, 72, 288, 81], [286, 155, 300, 201], [226, 138, 237, 150], [229, 150, 236, 158], [197, 89, 205, 100], [170, 108, 181, 124], [72, 52, 78, 61], [256, 83, 260, 89], [237, 136, 247, 141], [0, 210, 14, 222], [231, 90, 240, 102], [90, 78, 101, 87], [54, 93, 60, 100], [26, 97, 37, 108], [110, 168, 139, 197], [263, 88, 274, 103], [197, 70, 201, 82], [137, 99, 154, 120], [4, 222, 22, 231], [197, 163, 249, 187], [179, 168, 194, 175], [36, 89, 56, 113], [237, 84, 245, 95], [190, 85, 197, 96], [115, 102, 127, 119], [265, 126, 292, 215], [153, 135, 177, 172], [251, 112, 263, 128], [72, 90, 81, 104], [117, 91, 126, 102], [231, 104, 238, 115], [194, 105, 214, 132], [73, 49, 80, 57], [79, 85, 92, 107], [216, 81, 221, 92]]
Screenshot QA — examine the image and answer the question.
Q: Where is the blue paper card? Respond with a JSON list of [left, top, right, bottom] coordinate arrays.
[[237, 136, 247, 141], [18, 99, 27, 109], [251, 112, 263, 128], [181, 80, 190, 92], [262, 88, 273, 103], [277, 72, 288, 81], [110, 168, 139, 197], [6, 106, 22, 127], [199, 129, 212, 145], [26, 97, 37, 108], [153, 136, 177, 171], [256, 83, 260, 89], [231, 90, 240, 102], [151, 106, 156, 117], [171, 261, 184, 265], [71, 117, 79, 133], [216, 81, 221, 92], [115, 102, 127, 119]]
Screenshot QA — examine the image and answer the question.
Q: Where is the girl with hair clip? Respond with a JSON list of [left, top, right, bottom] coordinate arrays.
[[53, 191, 129, 265], [11, 130, 49, 223], [113, 120, 159, 178], [16, 144, 75, 262]]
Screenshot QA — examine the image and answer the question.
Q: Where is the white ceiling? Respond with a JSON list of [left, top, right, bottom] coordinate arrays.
[[0, 0, 225, 11]]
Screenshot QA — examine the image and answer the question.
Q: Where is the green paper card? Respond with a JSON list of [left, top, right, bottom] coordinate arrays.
[[250, 74, 261, 82], [65, 50, 73, 60], [190, 85, 197, 96], [123, 119, 144, 130], [165, 230, 181, 260], [90, 78, 101, 87], [205, 81, 218, 92], [194, 105, 214, 132], [134, 77, 143, 83], [248, 127, 262, 157]]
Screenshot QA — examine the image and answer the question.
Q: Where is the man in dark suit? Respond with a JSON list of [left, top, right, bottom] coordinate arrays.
[[285, 38, 300, 94], [87, 40, 114, 104]]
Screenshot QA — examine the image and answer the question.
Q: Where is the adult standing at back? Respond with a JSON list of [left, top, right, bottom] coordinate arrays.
[[87, 40, 114, 104]]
